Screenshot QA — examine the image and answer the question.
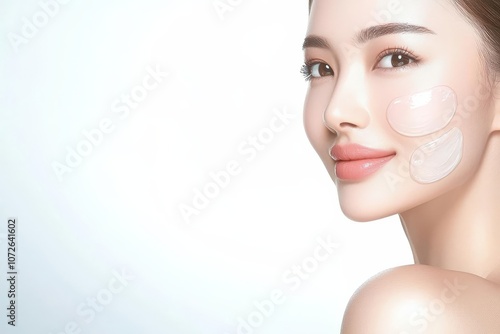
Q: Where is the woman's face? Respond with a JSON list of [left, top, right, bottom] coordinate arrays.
[[303, 0, 497, 221]]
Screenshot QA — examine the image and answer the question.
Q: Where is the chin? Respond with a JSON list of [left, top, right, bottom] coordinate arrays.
[[339, 201, 395, 222], [333, 174, 403, 222], [334, 179, 427, 222]]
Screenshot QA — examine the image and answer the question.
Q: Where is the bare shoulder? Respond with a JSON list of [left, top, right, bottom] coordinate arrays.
[[340, 264, 500, 333]]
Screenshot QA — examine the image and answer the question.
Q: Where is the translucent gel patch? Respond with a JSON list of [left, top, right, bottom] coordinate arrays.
[[410, 128, 463, 184], [387, 86, 457, 137]]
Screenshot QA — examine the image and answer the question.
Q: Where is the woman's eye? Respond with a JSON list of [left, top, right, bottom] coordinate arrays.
[[301, 62, 334, 81], [377, 52, 416, 69]]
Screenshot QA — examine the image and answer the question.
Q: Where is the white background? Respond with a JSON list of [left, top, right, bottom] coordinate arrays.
[[0, 1, 412, 333]]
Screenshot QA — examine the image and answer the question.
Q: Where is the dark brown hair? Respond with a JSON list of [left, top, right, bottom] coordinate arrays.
[[452, 0, 500, 76], [308, 0, 500, 77]]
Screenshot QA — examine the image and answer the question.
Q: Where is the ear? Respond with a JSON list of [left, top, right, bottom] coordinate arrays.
[[490, 76, 500, 132]]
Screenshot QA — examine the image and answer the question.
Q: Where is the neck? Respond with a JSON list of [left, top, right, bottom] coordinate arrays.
[[400, 133, 500, 283]]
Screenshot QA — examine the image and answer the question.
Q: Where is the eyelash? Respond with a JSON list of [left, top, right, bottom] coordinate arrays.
[[301, 46, 421, 81], [301, 60, 329, 82], [375, 46, 420, 70]]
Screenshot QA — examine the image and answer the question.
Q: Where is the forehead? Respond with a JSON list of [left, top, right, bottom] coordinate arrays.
[[307, 0, 465, 41]]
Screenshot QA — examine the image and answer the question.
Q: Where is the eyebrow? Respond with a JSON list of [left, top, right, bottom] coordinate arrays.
[[302, 23, 436, 50]]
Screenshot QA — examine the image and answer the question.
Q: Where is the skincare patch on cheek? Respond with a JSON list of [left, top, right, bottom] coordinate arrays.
[[409, 127, 463, 184], [387, 86, 457, 137]]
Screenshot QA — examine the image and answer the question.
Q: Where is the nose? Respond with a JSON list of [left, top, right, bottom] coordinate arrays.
[[323, 73, 370, 134]]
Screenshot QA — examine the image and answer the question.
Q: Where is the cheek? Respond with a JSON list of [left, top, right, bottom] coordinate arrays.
[[386, 86, 463, 184], [387, 86, 457, 137], [410, 128, 463, 184]]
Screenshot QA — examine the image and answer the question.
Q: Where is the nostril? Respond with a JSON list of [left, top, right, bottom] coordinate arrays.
[[323, 107, 368, 133], [323, 93, 371, 133], [338, 121, 358, 128]]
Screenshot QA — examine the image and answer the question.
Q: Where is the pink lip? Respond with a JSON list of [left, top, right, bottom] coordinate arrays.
[[330, 144, 396, 181]]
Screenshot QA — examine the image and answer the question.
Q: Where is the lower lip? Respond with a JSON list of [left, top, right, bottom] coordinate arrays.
[[335, 155, 395, 181]]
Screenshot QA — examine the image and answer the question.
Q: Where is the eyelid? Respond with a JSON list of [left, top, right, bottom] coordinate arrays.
[[303, 58, 327, 68], [301, 46, 420, 80], [373, 46, 421, 70], [301, 59, 334, 81]]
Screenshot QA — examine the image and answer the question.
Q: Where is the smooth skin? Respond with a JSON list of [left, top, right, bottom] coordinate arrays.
[[303, 0, 500, 332]]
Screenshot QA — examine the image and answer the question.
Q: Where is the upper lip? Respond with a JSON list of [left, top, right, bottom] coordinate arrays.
[[330, 144, 396, 161]]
